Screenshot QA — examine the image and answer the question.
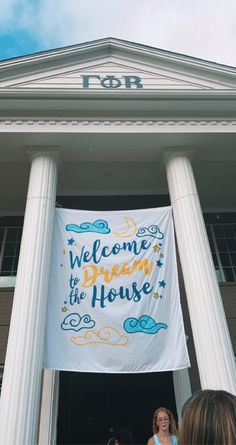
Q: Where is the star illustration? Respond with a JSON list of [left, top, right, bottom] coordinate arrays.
[[153, 245, 161, 253], [153, 293, 162, 300], [68, 238, 75, 246], [62, 306, 68, 313], [159, 280, 166, 288], [156, 260, 163, 267]]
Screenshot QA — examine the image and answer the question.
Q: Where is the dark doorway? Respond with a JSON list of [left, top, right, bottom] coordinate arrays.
[[57, 371, 177, 445]]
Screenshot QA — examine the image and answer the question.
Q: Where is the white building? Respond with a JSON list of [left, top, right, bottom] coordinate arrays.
[[0, 38, 235, 445]]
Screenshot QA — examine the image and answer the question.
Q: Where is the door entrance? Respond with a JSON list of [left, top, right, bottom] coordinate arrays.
[[57, 371, 177, 444]]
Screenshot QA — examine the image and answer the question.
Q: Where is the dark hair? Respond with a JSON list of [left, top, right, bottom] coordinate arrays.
[[178, 389, 236, 444], [152, 407, 177, 435]]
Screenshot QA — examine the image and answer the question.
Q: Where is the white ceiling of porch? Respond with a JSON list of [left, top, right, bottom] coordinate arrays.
[[0, 131, 235, 215]]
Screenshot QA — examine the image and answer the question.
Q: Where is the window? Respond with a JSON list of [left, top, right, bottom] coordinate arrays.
[[0, 217, 23, 287], [206, 222, 236, 282], [0, 226, 22, 276]]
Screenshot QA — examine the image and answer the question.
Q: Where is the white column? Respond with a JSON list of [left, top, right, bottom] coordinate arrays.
[[166, 153, 236, 394], [38, 370, 59, 445], [173, 368, 191, 423], [0, 153, 58, 445]]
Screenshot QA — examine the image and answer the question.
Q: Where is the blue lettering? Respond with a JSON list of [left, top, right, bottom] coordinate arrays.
[[82, 75, 101, 88], [69, 239, 151, 270], [107, 288, 117, 303], [123, 75, 143, 89], [91, 282, 153, 308], [101, 75, 121, 88], [69, 288, 86, 305], [69, 274, 79, 289], [69, 248, 85, 269]]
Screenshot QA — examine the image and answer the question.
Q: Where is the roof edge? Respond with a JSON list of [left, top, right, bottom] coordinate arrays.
[[1, 37, 236, 76]]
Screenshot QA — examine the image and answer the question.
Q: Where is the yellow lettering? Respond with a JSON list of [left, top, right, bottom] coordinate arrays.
[[82, 258, 154, 288], [133, 259, 154, 275], [82, 264, 99, 288], [120, 262, 132, 275]]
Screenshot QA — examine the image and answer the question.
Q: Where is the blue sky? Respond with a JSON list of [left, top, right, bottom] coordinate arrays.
[[1, 0, 236, 66]]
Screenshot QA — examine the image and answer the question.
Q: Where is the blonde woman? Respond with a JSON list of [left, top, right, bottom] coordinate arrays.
[[147, 407, 178, 445]]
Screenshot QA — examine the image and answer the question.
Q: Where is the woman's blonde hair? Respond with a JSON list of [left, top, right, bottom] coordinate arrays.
[[152, 407, 177, 435], [178, 389, 236, 445]]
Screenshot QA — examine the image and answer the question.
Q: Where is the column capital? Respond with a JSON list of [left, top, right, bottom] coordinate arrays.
[[165, 153, 198, 202], [27, 147, 60, 164], [162, 147, 195, 165]]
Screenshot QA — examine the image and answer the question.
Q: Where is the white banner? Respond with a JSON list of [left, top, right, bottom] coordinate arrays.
[[44, 207, 190, 373]]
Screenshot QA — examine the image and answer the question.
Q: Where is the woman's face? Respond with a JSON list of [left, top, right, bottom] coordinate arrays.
[[156, 410, 170, 433]]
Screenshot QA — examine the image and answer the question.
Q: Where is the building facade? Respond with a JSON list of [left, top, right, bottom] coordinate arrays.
[[0, 38, 236, 444]]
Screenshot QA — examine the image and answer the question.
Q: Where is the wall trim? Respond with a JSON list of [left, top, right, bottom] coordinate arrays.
[[1, 118, 236, 133]]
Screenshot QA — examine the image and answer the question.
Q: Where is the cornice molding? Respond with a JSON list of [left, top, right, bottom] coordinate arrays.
[[0, 118, 236, 132], [1, 89, 236, 99]]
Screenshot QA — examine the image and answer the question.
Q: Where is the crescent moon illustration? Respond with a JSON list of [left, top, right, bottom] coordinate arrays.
[[113, 216, 137, 238]]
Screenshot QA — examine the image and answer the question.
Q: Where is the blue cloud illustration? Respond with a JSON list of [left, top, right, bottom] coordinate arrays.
[[66, 219, 110, 234], [123, 315, 167, 334], [61, 313, 96, 332], [136, 225, 164, 239]]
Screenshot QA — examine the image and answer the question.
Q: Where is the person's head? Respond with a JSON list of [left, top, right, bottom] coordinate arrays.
[[178, 389, 236, 445], [153, 407, 177, 436]]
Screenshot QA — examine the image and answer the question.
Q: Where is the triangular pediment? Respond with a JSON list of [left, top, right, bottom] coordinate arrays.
[[0, 60, 222, 91], [1, 38, 236, 91]]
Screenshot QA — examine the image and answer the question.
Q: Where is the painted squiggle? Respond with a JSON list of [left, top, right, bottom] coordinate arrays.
[[61, 313, 95, 332], [124, 315, 167, 334], [136, 225, 164, 239], [71, 327, 128, 346], [66, 219, 110, 234]]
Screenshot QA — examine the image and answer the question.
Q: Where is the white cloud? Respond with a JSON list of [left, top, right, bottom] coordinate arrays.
[[35, 0, 236, 65], [1, 0, 236, 66], [0, 0, 35, 33], [0, 0, 18, 27]]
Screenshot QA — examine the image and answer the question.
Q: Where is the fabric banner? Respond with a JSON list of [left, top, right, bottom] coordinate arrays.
[[44, 206, 190, 373]]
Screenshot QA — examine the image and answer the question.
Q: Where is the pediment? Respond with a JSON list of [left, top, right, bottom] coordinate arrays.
[[1, 38, 236, 92], [0, 60, 222, 91]]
